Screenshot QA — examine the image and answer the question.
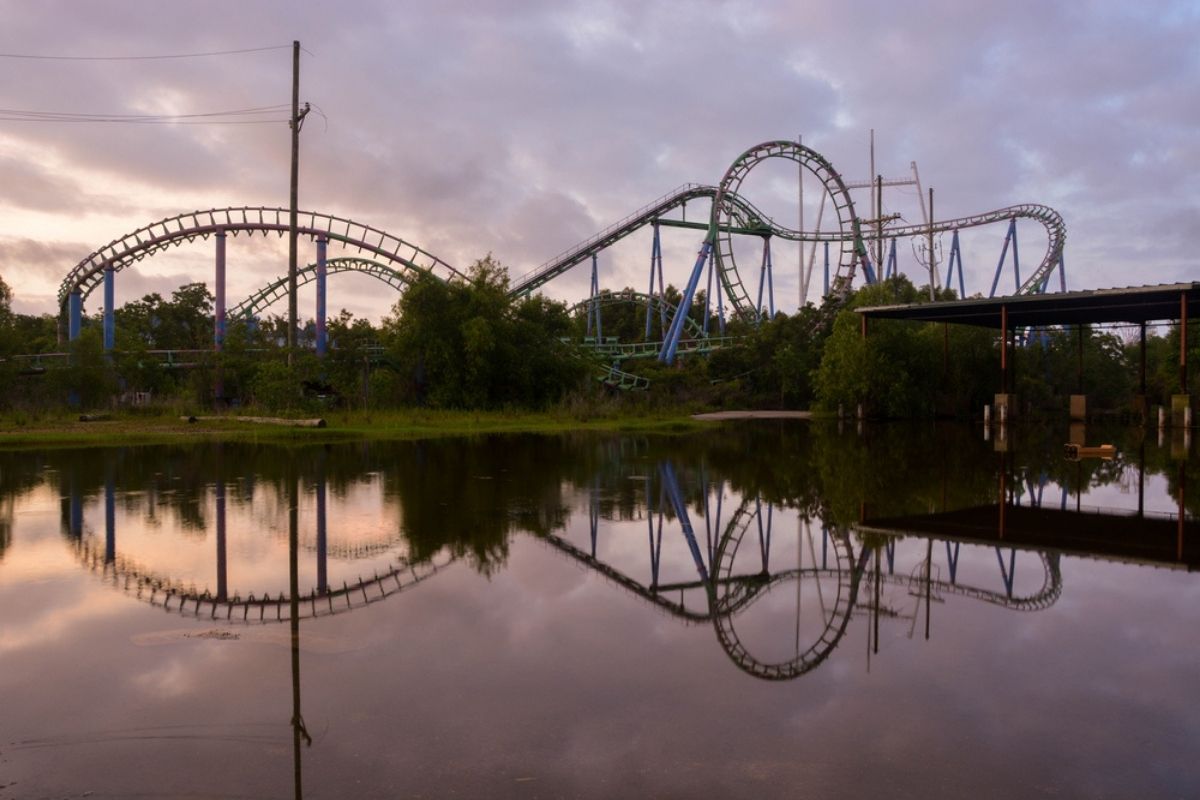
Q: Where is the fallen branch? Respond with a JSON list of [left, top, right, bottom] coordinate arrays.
[[182, 415, 326, 428]]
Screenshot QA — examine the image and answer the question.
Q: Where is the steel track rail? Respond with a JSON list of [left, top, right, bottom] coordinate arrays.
[[58, 207, 465, 314]]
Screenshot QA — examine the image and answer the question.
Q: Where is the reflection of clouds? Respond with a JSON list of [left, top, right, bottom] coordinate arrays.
[[0, 579, 127, 657], [131, 656, 195, 700]]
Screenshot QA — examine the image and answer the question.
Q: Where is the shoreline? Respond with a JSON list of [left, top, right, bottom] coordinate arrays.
[[0, 409, 714, 449]]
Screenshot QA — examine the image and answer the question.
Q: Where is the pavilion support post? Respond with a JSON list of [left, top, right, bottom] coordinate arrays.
[[1134, 322, 1148, 421], [1070, 324, 1087, 422], [1173, 292, 1191, 428], [994, 304, 1015, 424]]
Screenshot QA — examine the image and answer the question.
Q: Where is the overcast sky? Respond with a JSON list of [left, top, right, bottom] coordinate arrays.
[[1, 0, 1197, 322]]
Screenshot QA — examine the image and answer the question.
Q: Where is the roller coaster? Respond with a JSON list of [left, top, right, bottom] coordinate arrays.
[[52, 139, 1067, 378]]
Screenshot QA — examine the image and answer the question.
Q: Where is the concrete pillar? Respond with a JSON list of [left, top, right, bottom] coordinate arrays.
[[1069, 394, 1087, 422], [103, 267, 115, 351], [315, 237, 328, 358]]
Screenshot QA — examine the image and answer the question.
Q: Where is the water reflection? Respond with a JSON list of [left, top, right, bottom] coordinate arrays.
[[2, 424, 1199, 797], [31, 429, 1194, 682]]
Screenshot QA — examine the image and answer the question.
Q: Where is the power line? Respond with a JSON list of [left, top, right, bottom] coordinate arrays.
[[0, 103, 292, 125], [0, 45, 296, 61]]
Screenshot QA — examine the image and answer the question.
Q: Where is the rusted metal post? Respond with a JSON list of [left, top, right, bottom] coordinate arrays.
[[1140, 321, 1147, 395], [1000, 304, 1008, 394], [1181, 292, 1189, 393], [1077, 324, 1084, 394]]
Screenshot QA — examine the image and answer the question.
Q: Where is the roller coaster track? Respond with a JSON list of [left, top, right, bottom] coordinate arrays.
[[57, 207, 466, 314], [510, 185, 776, 298], [72, 535, 456, 624], [566, 288, 708, 340], [229, 257, 422, 321], [511, 141, 1066, 319]]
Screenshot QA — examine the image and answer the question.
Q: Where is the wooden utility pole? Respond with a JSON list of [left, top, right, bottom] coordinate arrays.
[[287, 40, 301, 365]]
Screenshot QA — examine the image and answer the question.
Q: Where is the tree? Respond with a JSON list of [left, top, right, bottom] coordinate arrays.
[[382, 255, 585, 409]]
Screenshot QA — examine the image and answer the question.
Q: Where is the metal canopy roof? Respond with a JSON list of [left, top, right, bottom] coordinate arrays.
[[856, 282, 1200, 329]]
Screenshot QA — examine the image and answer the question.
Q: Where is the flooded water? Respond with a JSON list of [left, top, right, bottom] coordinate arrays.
[[1, 422, 1197, 799]]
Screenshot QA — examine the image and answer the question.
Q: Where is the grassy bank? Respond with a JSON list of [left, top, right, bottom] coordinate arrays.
[[0, 407, 709, 450]]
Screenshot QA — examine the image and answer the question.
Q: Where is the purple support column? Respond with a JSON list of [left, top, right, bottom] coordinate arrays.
[[68, 291, 82, 341], [214, 231, 227, 350], [103, 267, 115, 351], [316, 237, 328, 357]]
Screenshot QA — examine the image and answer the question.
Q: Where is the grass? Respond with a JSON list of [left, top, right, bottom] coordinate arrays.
[[0, 406, 708, 450]]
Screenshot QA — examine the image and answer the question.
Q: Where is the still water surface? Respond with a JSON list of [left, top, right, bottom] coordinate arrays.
[[1, 422, 1197, 799]]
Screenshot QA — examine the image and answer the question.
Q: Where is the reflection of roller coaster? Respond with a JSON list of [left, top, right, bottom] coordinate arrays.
[[73, 534, 455, 624], [541, 462, 1065, 681], [55, 457, 1066, 679]]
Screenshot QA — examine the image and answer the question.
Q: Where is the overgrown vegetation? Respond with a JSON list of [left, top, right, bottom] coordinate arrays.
[[0, 264, 1189, 421]]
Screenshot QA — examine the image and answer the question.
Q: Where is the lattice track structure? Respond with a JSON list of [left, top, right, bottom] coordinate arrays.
[[73, 535, 457, 624], [49, 141, 1068, 376], [508, 185, 780, 298], [229, 256, 422, 322], [511, 143, 1065, 315], [57, 207, 467, 314]]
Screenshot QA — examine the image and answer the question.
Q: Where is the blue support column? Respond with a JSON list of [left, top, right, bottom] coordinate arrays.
[[989, 218, 1017, 298], [103, 267, 115, 351], [885, 238, 897, 280], [1058, 253, 1067, 292], [646, 223, 660, 340], [945, 230, 965, 298], [715, 248, 726, 336], [754, 236, 774, 320], [703, 243, 714, 336], [315, 237, 328, 357], [587, 253, 601, 339], [1011, 221, 1021, 291], [214, 231, 226, 350], [823, 242, 830, 297], [659, 239, 712, 364], [68, 291, 82, 341]]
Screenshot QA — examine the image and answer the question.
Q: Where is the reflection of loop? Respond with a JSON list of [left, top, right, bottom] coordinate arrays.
[[711, 506, 862, 681], [73, 535, 455, 624]]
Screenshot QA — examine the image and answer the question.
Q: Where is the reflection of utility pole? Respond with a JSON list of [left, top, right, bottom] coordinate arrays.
[[289, 473, 311, 799]]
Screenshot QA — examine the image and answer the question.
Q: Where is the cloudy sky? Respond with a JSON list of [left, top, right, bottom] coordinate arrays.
[[1, 0, 1197, 323]]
